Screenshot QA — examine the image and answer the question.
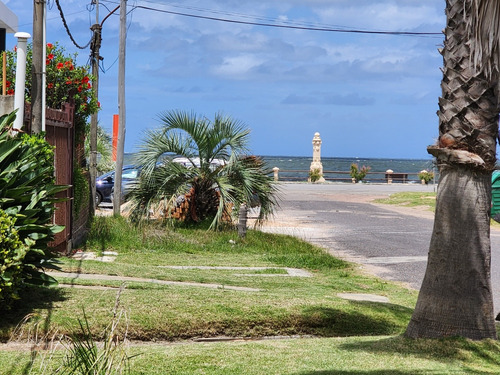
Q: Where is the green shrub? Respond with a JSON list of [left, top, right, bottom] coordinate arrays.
[[309, 168, 322, 183], [418, 170, 434, 184], [0, 210, 30, 305], [73, 166, 89, 215], [350, 163, 371, 182], [0, 111, 67, 305]]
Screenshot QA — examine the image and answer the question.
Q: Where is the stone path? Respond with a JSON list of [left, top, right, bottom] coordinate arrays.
[[47, 265, 314, 294], [48, 271, 261, 292]]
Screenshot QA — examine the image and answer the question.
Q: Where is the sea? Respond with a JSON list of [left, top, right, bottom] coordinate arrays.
[[261, 156, 436, 183], [123, 153, 436, 183]]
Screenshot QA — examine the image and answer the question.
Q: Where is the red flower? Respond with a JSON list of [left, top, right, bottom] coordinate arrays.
[[47, 53, 54, 60], [69, 65, 74, 71], [7, 89, 14, 95], [97, 101, 101, 108], [5, 81, 10, 88], [47, 43, 53, 50], [65, 79, 72, 85], [87, 83, 91, 89], [47, 83, 54, 89], [57, 62, 64, 69], [46, 59, 50, 65], [78, 85, 83, 92], [82, 76, 89, 84], [64, 60, 72, 66]]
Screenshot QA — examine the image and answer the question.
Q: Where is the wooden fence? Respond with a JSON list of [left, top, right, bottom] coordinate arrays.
[[24, 102, 78, 253]]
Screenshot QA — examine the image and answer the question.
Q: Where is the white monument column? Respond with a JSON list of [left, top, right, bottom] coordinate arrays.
[[309, 132, 325, 182]]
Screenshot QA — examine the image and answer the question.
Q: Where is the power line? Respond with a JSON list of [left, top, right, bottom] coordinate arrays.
[[55, 0, 93, 49], [123, 2, 442, 37]]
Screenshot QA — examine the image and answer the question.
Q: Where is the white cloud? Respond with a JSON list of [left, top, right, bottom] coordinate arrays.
[[211, 54, 265, 77], [317, 3, 443, 31]]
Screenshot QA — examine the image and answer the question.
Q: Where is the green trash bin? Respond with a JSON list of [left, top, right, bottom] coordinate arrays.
[[491, 171, 500, 222]]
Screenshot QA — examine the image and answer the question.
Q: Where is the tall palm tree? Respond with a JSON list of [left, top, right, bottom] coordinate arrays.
[[405, 0, 500, 339], [128, 110, 279, 229]]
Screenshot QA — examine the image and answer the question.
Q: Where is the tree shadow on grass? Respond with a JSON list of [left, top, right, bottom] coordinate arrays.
[[0, 286, 67, 374], [333, 336, 500, 375], [301, 301, 413, 337], [0, 285, 67, 342]]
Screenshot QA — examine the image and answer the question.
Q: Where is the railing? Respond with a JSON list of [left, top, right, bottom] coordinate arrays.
[[270, 168, 438, 184]]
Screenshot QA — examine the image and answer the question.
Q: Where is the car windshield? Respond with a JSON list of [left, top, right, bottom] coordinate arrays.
[[98, 171, 114, 179], [122, 168, 139, 179]]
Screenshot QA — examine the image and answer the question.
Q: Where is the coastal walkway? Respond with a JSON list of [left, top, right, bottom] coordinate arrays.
[[260, 182, 500, 315]]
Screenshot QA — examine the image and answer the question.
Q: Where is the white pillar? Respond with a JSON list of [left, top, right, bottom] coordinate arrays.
[[386, 169, 393, 185], [42, 8, 46, 132], [273, 167, 279, 181], [13, 32, 30, 130], [309, 132, 325, 182]]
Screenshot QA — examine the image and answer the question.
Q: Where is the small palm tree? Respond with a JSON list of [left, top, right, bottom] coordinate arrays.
[[128, 110, 279, 229]]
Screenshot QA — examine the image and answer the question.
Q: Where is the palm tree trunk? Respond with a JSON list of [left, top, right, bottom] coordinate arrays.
[[405, 0, 499, 339], [405, 166, 496, 339]]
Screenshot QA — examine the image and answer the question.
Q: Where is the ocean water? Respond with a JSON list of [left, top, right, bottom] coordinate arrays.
[[261, 156, 436, 183], [123, 153, 436, 183]]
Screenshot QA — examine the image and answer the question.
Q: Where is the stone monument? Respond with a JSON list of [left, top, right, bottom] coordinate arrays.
[[309, 132, 325, 182]]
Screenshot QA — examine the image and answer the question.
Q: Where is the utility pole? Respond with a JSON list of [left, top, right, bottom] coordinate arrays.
[[89, 1, 101, 213], [31, 0, 45, 134], [113, 0, 127, 216], [89, 3, 119, 213]]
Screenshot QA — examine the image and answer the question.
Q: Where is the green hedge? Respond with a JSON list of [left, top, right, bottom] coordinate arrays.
[[0, 111, 67, 307], [0, 210, 29, 305]]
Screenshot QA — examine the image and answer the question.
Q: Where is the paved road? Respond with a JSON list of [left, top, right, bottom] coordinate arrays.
[[262, 182, 500, 314]]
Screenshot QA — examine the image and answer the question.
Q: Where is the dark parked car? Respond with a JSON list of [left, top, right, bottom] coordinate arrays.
[[96, 165, 141, 205]]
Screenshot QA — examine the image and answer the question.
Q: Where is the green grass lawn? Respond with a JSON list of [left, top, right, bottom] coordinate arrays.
[[374, 192, 437, 211], [1, 215, 500, 374]]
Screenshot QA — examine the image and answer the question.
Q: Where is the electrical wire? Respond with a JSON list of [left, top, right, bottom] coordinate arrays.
[[100, 0, 441, 37], [138, 5, 441, 36], [55, 0, 93, 49], [138, 0, 358, 31]]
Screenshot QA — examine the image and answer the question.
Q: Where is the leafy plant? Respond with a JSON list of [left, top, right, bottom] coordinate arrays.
[[350, 163, 371, 182], [73, 166, 89, 215], [129, 110, 280, 229], [0, 210, 30, 305], [59, 292, 131, 375], [308, 168, 322, 183], [0, 111, 67, 305], [84, 123, 114, 175], [418, 170, 434, 184]]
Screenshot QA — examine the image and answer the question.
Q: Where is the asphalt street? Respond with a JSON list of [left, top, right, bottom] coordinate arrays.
[[262, 182, 500, 315]]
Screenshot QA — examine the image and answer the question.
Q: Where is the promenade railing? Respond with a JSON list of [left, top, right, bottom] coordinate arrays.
[[270, 168, 438, 184]]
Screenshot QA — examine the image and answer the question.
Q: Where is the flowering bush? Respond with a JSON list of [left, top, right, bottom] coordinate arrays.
[[0, 42, 99, 138], [418, 170, 434, 184], [350, 163, 371, 182]]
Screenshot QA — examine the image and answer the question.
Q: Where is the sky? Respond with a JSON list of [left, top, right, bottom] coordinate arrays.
[[3, 0, 446, 159]]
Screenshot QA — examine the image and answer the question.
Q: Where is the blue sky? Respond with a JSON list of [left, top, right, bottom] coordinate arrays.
[[4, 0, 445, 159]]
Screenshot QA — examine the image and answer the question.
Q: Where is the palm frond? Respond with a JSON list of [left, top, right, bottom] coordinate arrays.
[[131, 110, 279, 228], [468, 0, 500, 77]]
